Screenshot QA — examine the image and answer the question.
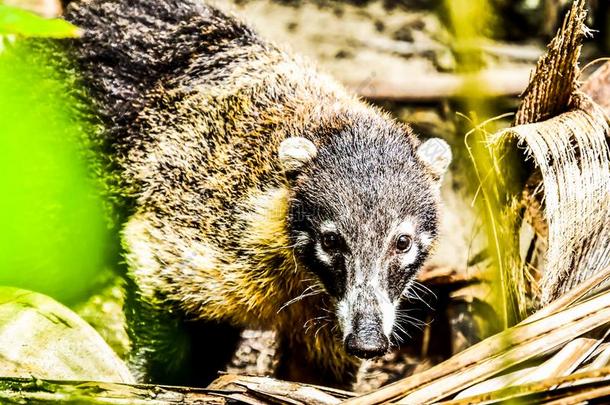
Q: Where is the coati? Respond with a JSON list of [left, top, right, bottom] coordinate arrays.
[[55, 0, 452, 387]]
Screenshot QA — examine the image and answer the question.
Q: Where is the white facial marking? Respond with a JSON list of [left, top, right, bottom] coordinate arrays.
[[354, 258, 365, 285], [337, 289, 357, 338], [320, 221, 337, 234], [332, 217, 430, 344], [400, 279, 414, 299], [399, 244, 419, 266], [338, 277, 397, 340], [420, 231, 433, 248], [376, 289, 397, 336], [314, 243, 332, 265], [396, 218, 416, 236], [370, 273, 396, 337]]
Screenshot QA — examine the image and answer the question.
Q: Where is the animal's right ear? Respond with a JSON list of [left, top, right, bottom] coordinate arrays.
[[278, 137, 317, 179], [416, 138, 452, 182]]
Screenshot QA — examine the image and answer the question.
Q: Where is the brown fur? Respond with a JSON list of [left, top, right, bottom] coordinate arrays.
[[57, 0, 448, 386]]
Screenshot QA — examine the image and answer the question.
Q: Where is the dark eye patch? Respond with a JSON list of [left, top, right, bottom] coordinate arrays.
[[321, 231, 340, 250]]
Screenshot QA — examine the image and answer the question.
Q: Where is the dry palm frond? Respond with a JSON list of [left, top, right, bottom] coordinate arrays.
[[494, 0, 610, 306], [495, 106, 610, 305], [514, 0, 587, 126]]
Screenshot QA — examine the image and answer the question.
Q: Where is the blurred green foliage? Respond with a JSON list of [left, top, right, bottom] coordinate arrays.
[[445, 0, 526, 329], [0, 6, 109, 305], [0, 4, 80, 37]]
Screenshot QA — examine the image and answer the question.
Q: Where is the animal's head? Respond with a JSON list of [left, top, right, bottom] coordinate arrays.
[[280, 117, 451, 359]]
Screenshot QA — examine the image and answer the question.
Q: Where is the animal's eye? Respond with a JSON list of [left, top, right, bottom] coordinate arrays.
[[396, 234, 413, 252], [321, 232, 339, 250]]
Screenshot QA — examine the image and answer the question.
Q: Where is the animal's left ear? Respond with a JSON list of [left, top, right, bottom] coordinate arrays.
[[278, 137, 317, 179], [416, 138, 452, 181]]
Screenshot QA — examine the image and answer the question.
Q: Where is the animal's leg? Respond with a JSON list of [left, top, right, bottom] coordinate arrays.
[[121, 212, 246, 384], [124, 282, 242, 386], [123, 281, 191, 384]]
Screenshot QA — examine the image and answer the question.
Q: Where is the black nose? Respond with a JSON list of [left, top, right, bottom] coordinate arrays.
[[344, 330, 389, 359]]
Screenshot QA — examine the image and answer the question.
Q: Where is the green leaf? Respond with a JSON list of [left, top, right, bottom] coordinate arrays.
[[0, 28, 111, 305], [0, 4, 80, 38]]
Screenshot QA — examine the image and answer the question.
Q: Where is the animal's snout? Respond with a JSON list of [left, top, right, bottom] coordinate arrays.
[[344, 316, 389, 359]]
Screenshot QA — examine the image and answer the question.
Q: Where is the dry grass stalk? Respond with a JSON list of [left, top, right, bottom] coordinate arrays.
[[580, 343, 610, 372], [437, 366, 610, 405], [455, 336, 601, 400]]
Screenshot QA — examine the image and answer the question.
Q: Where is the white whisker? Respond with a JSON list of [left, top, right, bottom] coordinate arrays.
[[411, 281, 437, 300], [277, 284, 323, 313]]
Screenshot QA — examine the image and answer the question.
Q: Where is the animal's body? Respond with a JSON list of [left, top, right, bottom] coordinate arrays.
[[54, 0, 451, 387]]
